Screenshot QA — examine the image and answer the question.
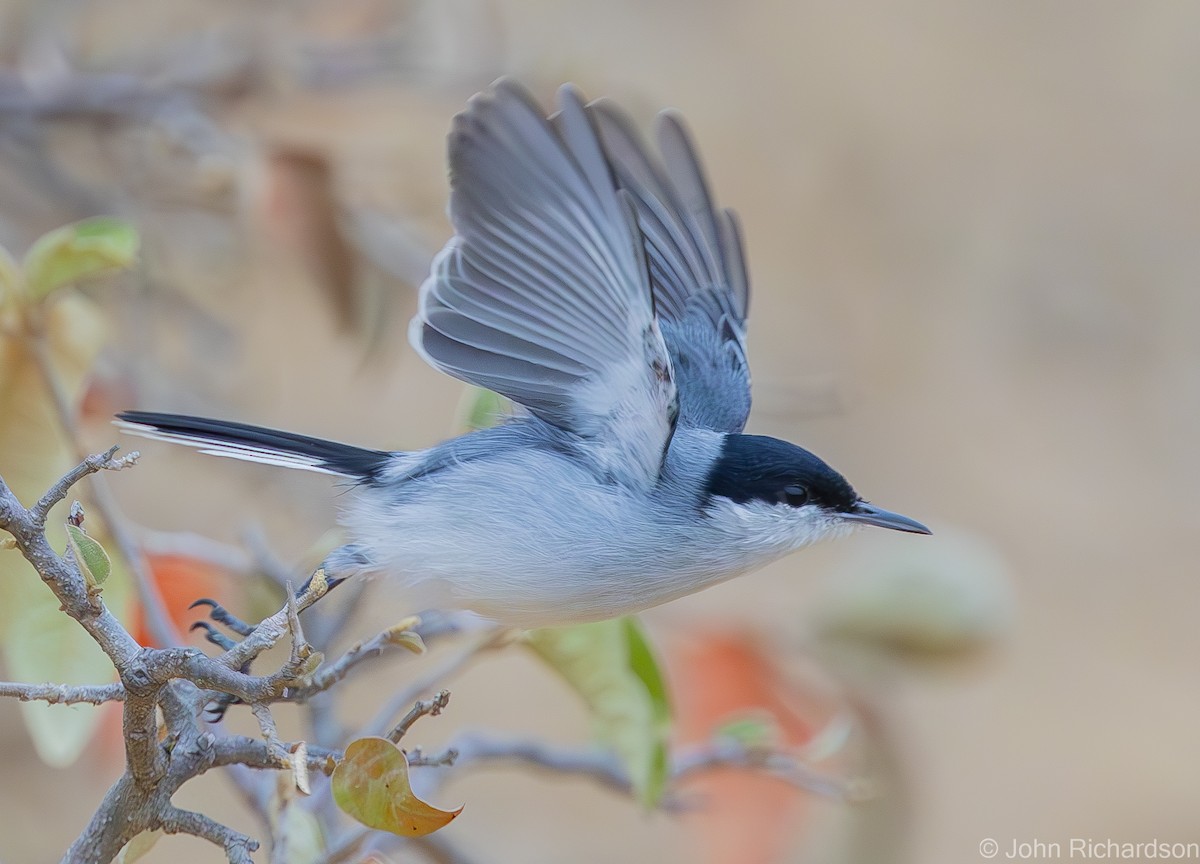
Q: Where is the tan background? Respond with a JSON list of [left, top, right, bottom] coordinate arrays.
[[1, 0, 1198, 861]]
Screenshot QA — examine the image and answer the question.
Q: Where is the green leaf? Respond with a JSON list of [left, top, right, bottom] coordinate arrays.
[[22, 217, 139, 300], [332, 737, 462, 836], [65, 522, 112, 587], [527, 617, 672, 808], [454, 386, 510, 432]]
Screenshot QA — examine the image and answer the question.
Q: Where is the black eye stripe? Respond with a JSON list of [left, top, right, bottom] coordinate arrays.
[[704, 434, 858, 511]]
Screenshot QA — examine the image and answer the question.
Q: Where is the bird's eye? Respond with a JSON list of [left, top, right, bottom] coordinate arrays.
[[779, 485, 809, 507]]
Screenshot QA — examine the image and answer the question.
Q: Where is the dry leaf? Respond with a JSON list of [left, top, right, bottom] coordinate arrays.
[[332, 737, 461, 837]]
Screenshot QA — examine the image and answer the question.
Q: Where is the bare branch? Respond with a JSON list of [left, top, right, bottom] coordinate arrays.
[[160, 807, 259, 864], [251, 703, 284, 757], [388, 690, 450, 743], [217, 569, 334, 672], [210, 735, 339, 775], [28, 445, 130, 524], [418, 731, 853, 803], [303, 617, 426, 696], [0, 680, 125, 704]]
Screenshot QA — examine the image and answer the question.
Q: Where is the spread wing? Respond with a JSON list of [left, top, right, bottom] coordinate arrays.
[[589, 101, 753, 433], [410, 80, 678, 489]]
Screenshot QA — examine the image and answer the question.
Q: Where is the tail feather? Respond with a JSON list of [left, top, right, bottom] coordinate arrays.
[[115, 411, 391, 481]]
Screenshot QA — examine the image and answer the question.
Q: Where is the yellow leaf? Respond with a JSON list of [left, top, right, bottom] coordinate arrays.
[[332, 737, 461, 837], [527, 617, 671, 808], [22, 217, 139, 299]]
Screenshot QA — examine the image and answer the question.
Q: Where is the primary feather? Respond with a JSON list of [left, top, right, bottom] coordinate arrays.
[[588, 98, 753, 432]]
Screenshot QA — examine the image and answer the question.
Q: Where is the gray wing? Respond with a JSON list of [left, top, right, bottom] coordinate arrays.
[[589, 101, 752, 433], [410, 80, 678, 489]]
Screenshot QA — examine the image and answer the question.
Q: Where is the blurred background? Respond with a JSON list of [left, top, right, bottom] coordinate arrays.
[[2, 0, 1199, 861]]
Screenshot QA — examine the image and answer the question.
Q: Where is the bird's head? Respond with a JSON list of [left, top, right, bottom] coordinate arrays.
[[704, 434, 930, 551]]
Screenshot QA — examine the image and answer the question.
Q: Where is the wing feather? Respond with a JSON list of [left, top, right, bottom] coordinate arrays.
[[411, 80, 678, 487], [589, 99, 753, 432]]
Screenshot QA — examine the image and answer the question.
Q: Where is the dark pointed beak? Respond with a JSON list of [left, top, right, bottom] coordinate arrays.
[[842, 501, 932, 535]]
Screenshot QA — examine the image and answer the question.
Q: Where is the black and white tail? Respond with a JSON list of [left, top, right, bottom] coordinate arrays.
[[115, 411, 391, 481]]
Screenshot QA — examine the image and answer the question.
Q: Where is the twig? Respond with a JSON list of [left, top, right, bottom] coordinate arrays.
[[417, 731, 853, 803], [302, 617, 426, 696], [28, 446, 133, 525], [0, 680, 125, 704], [0, 454, 353, 861], [404, 747, 459, 768], [216, 569, 334, 672], [210, 735, 339, 775], [388, 690, 450, 743], [160, 807, 259, 864], [365, 628, 506, 738], [251, 703, 284, 756]]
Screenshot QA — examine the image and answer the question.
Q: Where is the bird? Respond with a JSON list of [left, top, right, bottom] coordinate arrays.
[[117, 79, 930, 629]]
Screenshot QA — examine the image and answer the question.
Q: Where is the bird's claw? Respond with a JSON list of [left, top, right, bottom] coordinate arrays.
[[188, 621, 239, 651], [188, 597, 255, 636]]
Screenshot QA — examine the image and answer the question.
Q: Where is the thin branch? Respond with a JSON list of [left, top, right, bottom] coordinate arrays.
[[251, 703, 284, 758], [0, 680, 125, 704], [364, 628, 506, 737], [160, 807, 259, 864], [419, 731, 853, 803], [216, 569, 334, 672], [302, 617, 426, 696], [210, 735, 339, 775], [388, 690, 450, 743], [28, 446, 132, 524]]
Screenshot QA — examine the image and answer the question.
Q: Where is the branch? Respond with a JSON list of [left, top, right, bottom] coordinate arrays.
[[364, 628, 506, 737], [28, 446, 136, 525], [388, 690, 450, 743], [1, 453, 356, 861], [210, 736, 339, 775], [302, 617, 427, 697], [419, 731, 853, 803], [160, 808, 259, 864], [0, 680, 125, 704]]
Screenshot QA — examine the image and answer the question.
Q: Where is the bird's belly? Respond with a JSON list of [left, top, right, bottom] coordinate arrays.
[[343, 485, 748, 627]]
